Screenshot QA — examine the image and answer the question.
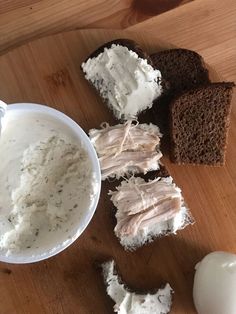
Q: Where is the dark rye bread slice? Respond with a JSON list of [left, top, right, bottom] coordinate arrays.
[[170, 82, 235, 165], [151, 49, 210, 94], [149, 49, 210, 140]]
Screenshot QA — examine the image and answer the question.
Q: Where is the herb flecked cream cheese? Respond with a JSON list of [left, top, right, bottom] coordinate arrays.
[[0, 111, 96, 256], [81, 44, 162, 120]]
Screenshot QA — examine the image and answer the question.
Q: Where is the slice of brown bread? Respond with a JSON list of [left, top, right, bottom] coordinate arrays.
[[151, 49, 210, 94], [149, 49, 210, 138], [170, 82, 235, 165]]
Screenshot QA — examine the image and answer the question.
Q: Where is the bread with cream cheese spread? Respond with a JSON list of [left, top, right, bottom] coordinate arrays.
[[81, 39, 163, 120], [83, 39, 153, 64]]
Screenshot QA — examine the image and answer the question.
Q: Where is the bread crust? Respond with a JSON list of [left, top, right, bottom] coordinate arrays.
[[102, 260, 173, 299], [82, 38, 153, 65]]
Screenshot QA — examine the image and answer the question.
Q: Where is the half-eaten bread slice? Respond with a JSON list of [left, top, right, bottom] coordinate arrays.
[[102, 260, 173, 314]]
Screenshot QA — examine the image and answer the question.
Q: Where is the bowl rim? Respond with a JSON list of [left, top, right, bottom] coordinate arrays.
[[0, 103, 101, 264]]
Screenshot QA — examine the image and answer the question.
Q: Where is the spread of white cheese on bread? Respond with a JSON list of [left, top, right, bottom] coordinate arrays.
[[81, 44, 162, 120], [89, 121, 162, 180], [109, 176, 191, 250], [102, 260, 173, 314]]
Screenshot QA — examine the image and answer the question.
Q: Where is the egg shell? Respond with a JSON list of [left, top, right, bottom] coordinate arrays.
[[193, 251, 236, 314]]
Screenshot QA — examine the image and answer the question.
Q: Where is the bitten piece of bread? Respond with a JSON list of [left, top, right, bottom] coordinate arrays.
[[102, 260, 173, 314]]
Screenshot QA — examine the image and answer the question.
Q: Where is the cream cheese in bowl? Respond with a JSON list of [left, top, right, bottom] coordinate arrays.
[[0, 103, 101, 263]]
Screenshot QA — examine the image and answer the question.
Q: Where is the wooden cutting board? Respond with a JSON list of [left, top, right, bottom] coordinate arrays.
[[0, 29, 235, 314]]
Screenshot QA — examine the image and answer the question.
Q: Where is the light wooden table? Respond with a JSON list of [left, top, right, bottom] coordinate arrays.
[[0, 0, 235, 81], [0, 0, 191, 53], [0, 1, 235, 314]]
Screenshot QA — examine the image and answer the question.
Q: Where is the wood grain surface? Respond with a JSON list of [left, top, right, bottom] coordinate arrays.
[[0, 0, 191, 54], [0, 28, 235, 314], [129, 0, 236, 83]]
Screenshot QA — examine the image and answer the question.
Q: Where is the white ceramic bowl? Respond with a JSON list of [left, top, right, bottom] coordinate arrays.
[[0, 103, 101, 264]]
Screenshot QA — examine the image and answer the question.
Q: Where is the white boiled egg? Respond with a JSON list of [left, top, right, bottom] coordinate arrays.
[[193, 251, 236, 314]]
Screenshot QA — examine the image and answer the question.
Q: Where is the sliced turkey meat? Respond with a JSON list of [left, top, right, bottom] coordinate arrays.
[[109, 176, 192, 250], [100, 151, 162, 180], [89, 121, 162, 180]]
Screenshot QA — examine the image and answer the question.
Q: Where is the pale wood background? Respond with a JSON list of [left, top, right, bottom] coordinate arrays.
[[0, 27, 235, 314], [0, 0, 190, 54], [130, 0, 236, 82]]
